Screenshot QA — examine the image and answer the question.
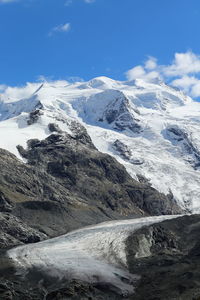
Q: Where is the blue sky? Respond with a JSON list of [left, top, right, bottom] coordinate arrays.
[[1, 0, 200, 96]]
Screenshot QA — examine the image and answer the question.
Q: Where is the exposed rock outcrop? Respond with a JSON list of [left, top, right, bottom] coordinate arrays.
[[102, 92, 142, 133], [0, 213, 46, 249], [27, 109, 43, 125], [2, 215, 200, 299], [0, 124, 181, 249], [126, 214, 200, 300]]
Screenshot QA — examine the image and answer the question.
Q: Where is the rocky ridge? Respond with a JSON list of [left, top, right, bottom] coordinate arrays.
[[0, 77, 199, 300], [0, 122, 181, 250], [1, 215, 200, 299], [126, 214, 200, 300], [0, 77, 200, 212]]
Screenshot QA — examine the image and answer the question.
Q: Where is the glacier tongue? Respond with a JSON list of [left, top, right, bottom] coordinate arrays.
[[0, 77, 200, 212], [7, 215, 179, 296]]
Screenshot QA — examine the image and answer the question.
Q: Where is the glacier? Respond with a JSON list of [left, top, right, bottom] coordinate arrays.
[[0, 76, 200, 212], [7, 215, 179, 296]]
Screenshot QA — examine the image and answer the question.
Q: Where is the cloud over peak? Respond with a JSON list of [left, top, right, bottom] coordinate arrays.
[[126, 51, 200, 98]]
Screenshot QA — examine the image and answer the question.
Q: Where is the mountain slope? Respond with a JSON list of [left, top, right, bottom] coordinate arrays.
[[0, 123, 181, 249], [0, 76, 200, 212], [126, 214, 200, 300], [2, 214, 200, 300], [1, 76, 200, 300], [1, 215, 179, 299]]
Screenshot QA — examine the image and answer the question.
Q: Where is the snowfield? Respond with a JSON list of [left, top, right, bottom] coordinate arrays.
[[8, 215, 179, 295], [1, 76, 200, 211]]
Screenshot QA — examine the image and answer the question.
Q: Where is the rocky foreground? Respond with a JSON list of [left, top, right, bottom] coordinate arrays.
[[0, 121, 197, 300], [0, 122, 180, 248], [0, 215, 200, 299]]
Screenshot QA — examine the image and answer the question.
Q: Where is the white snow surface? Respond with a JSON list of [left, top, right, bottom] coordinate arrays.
[[8, 215, 179, 295], [0, 77, 200, 211]]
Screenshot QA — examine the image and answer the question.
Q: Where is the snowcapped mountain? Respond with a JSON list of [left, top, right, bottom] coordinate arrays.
[[0, 76, 200, 212]]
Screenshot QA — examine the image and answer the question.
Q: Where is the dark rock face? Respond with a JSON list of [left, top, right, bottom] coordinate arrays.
[[113, 139, 132, 160], [48, 123, 62, 133], [0, 192, 12, 212], [46, 280, 123, 300], [126, 214, 200, 300], [164, 125, 200, 170], [0, 278, 123, 300], [0, 123, 181, 249], [100, 91, 142, 133], [0, 213, 46, 249], [113, 139, 144, 165], [0, 278, 45, 300], [2, 215, 200, 300], [0, 122, 184, 299], [27, 109, 43, 125]]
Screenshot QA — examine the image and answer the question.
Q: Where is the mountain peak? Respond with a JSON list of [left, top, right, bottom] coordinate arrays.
[[0, 76, 199, 212]]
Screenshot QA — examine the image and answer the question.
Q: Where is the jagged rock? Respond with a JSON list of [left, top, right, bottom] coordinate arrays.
[[0, 213, 46, 249], [0, 278, 123, 300], [125, 214, 200, 300], [102, 94, 142, 133], [113, 139, 132, 160], [46, 280, 122, 300], [0, 192, 12, 212], [16, 145, 27, 158], [27, 138, 41, 149], [0, 77, 199, 213], [0, 127, 182, 247], [0, 279, 44, 300], [113, 140, 144, 165], [69, 120, 96, 148], [2, 215, 200, 299], [48, 123, 62, 133], [164, 124, 200, 169], [27, 109, 43, 125]]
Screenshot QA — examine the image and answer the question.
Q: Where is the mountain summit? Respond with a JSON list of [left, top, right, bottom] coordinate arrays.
[[0, 77, 199, 212]]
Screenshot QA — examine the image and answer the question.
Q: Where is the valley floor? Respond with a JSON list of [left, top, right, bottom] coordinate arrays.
[[0, 214, 189, 300]]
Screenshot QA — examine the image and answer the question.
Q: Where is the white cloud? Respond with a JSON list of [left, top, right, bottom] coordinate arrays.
[[145, 57, 157, 70], [164, 52, 200, 77], [191, 82, 200, 98], [126, 65, 160, 82], [126, 66, 146, 80], [126, 51, 200, 98], [49, 22, 71, 36], [171, 76, 198, 91], [171, 76, 200, 98], [0, 83, 42, 101], [0, 84, 7, 92]]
